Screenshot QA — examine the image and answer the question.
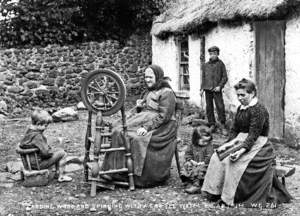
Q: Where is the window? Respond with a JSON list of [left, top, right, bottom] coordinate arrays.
[[178, 36, 189, 90]]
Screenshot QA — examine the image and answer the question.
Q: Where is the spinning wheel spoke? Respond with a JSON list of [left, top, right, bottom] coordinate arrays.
[[87, 92, 104, 96], [87, 95, 95, 103], [88, 84, 101, 92], [103, 95, 114, 106], [94, 77, 104, 90], [105, 94, 118, 101]]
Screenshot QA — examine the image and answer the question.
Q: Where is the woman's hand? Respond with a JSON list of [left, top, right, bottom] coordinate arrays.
[[137, 127, 148, 136], [190, 160, 198, 166], [217, 144, 228, 152], [229, 148, 247, 162], [197, 161, 205, 166], [218, 140, 241, 153], [217, 142, 233, 152], [136, 99, 144, 108]]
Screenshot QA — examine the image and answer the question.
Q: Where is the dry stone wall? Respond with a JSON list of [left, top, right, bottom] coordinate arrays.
[[0, 34, 151, 113]]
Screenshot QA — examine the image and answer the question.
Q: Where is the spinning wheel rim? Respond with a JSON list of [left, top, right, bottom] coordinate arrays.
[[81, 69, 126, 116]]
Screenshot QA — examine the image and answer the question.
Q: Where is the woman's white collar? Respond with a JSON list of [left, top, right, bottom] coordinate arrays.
[[240, 97, 258, 110]]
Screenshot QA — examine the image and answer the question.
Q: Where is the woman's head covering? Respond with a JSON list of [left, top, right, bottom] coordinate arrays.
[[145, 64, 172, 91], [147, 64, 164, 82]]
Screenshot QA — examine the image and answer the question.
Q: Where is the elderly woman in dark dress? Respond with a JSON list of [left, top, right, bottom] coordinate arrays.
[[101, 64, 177, 187], [202, 78, 292, 207]]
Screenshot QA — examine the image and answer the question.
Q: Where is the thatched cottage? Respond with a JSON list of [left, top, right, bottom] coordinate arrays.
[[150, 0, 300, 144]]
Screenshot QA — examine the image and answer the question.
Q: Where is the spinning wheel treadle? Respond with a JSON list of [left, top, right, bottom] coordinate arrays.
[[81, 69, 126, 116]]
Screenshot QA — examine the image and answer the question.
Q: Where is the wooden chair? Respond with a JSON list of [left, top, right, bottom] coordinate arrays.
[[174, 90, 190, 179], [16, 144, 49, 186], [16, 145, 40, 171]]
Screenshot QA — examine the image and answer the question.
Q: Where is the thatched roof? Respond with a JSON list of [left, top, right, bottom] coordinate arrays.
[[151, 0, 300, 38]]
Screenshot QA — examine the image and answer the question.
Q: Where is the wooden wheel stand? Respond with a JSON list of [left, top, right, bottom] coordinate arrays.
[[80, 69, 135, 197], [84, 107, 135, 197]]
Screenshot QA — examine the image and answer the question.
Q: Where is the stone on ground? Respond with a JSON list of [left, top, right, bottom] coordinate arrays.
[[22, 169, 49, 187], [6, 161, 23, 173], [0, 172, 14, 183], [52, 107, 79, 122], [76, 102, 86, 110]]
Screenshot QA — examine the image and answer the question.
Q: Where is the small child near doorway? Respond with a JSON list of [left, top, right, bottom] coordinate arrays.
[[181, 125, 214, 194]]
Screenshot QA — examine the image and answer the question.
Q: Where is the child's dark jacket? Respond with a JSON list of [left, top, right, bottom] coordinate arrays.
[[201, 58, 228, 90], [20, 128, 53, 164]]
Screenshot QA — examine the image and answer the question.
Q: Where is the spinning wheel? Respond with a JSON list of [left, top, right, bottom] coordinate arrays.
[[81, 69, 135, 196], [81, 69, 126, 116]]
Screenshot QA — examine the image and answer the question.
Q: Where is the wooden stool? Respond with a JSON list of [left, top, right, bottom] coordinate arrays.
[[276, 165, 296, 186], [16, 145, 49, 187]]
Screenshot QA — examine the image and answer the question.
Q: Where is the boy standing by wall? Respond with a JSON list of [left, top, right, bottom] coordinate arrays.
[[201, 46, 228, 135]]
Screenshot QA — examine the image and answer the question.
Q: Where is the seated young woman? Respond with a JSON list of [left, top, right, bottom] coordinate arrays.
[[201, 78, 292, 208]]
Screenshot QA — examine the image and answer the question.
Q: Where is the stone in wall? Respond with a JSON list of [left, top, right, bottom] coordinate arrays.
[[7, 86, 23, 94], [42, 78, 55, 86], [24, 81, 38, 89], [25, 72, 41, 80]]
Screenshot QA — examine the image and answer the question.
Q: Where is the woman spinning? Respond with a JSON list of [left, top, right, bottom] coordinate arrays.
[[201, 78, 292, 207], [101, 64, 177, 187]]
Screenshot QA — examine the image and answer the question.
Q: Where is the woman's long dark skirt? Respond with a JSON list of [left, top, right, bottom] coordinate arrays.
[[102, 120, 177, 187], [234, 141, 292, 207]]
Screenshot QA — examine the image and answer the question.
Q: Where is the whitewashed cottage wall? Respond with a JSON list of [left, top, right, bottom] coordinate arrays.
[[152, 35, 179, 90], [285, 12, 300, 144], [188, 34, 201, 106]]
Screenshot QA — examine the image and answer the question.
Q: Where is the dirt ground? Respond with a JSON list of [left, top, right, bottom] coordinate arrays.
[[0, 111, 300, 216]]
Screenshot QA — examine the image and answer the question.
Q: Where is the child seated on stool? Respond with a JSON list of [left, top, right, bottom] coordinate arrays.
[[20, 108, 72, 182], [181, 125, 214, 194]]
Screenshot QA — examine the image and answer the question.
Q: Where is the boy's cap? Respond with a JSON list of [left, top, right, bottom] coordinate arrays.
[[208, 46, 220, 53]]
